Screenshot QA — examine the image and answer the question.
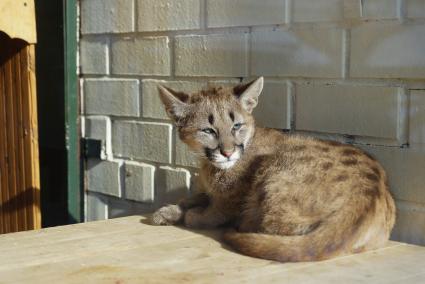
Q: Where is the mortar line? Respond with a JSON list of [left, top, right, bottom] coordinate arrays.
[[397, 88, 410, 146], [246, 28, 252, 78], [107, 36, 113, 75], [201, 0, 207, 30], [81, 74, 425, 88], [118, 160, 126, 199], [285, 0, 293, 26], [171, 125, 177, 167], [293, 130, 404, 147], [396, 199, 425, 209], [397, 0, 407, 22], [287, 80, 295, 130], [133, 0, 138, 32], [169, 36, 176, 79], [342, 28, 351, 79], [81, 15, 419, 40], [105, 37, 111, 76]]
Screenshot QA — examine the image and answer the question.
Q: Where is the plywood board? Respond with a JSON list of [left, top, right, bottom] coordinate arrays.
[[1, 215, 425, 283]]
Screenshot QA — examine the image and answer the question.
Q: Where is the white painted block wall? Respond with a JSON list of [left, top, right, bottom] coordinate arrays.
[[79, 0, 425, 245]]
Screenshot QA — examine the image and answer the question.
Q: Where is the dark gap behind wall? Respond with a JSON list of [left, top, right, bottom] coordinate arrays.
[[35, 0, 68, 227]]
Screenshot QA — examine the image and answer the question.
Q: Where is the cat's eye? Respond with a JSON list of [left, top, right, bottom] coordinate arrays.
[[202, 128, 216, 135], [232, 123, 243, 131]]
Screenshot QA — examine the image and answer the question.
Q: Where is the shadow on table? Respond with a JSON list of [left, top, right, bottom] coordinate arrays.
[[139, 214, 238, 255]]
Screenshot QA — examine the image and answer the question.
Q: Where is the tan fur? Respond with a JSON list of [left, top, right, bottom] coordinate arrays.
[[152, 78, 396, 262]]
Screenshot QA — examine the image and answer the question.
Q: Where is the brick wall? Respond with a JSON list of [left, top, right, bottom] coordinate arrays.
[[79, 0, 425, 245]]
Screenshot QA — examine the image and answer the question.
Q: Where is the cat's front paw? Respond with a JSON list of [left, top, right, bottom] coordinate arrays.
[[184, 207, 204, 228], [151, 204, 183, 225]]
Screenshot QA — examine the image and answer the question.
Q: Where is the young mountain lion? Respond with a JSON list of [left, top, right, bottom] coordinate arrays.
[[152, 77, 396, 262]]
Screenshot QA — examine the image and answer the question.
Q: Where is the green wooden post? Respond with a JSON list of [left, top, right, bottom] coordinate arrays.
[[64, 0, 83, 223]]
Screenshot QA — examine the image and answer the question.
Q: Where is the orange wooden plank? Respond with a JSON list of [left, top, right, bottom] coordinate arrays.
[[0, 63, 6, 234], [19, 45, 33, 230], [27, 45, 41, 229], [28, 45, 41, 229], [13, 47, 28, 231], [4, 55, 19, 232], [20, 44, 40, 230]]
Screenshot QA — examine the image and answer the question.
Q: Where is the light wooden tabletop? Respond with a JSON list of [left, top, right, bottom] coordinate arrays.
[[1, 215, 425, 283]]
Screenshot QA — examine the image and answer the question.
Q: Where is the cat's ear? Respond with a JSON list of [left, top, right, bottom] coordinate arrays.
[[233, 77, 264, 113], [157, 85, 191, 124]]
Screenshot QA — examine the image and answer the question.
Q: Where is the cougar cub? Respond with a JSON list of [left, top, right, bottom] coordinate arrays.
[[152, 77, 396, 262]]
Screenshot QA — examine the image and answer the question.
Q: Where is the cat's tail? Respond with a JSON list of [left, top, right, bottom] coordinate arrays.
[[222, 216, 372, 262]]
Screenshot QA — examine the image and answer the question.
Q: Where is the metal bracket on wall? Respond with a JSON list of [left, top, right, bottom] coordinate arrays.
[[81, 138, 102, 159]]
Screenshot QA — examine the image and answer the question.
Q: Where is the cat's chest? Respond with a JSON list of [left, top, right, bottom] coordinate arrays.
[[200, 165, 251, 197]]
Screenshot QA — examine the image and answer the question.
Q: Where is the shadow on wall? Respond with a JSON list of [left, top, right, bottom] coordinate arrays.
[[155, 169, 191, 205], [0, 188, 39, 214]]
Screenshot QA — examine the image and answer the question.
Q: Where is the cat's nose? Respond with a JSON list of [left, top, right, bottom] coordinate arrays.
[[221, 150, 234, 158]]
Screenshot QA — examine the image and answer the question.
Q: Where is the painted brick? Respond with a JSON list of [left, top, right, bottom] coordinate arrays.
[[84, 116, 112, 159], [113, 121, 172, 163], [156, 167, 191, 204], [84, 116, 109, 140], [141, 79, 238, 120], [207, 79, 241, 88], [253, 81, 289, 129], [292, 0, 344, 22], [361, 0, 398, 19], [80, 38, 108, 74], [142, 80, 205, 120], [360, 144, 425, 204], [175, 34, 248, 77], [207, 0, 285, 27], [295, 85, 400, 139], [86, 192, 108, 221], [137, 0, 200, 31], [81, 0, 134, 34], [84, 79, 140, 117], [175, 134, 199, 168], [406, 0, 425, 18], [111, 36, 170, 76], [107, 197, 133, 218], [87, 159, 122, 197], [251, 28, 343, 77], [391, 201, 425, 246], [124, 162, 155, 203], [409, 90, 425, 144], [108, 197, 156, 218], [350, 23, 425, 78], [343, 0, 362, 18]]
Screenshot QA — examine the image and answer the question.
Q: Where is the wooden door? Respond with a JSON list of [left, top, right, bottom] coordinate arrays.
[[0, 33, 41, 233]]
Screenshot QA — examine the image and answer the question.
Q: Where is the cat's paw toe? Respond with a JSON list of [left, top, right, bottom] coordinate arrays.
[[151, 205, 183, 226], [184, 207, 203, 228]]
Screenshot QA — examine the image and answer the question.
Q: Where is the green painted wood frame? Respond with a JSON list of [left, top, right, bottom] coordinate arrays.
[[64, 0, 83, 223]]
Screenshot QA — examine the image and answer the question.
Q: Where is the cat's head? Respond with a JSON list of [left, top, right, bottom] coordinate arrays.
[[158, 77, 264, 170]]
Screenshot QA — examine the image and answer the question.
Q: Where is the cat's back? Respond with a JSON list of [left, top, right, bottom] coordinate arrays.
[[250, 127, 394, 211], [252, 127, 383, 180]]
